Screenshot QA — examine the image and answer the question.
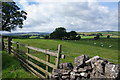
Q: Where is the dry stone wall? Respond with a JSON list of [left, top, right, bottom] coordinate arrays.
[[52, 55, 120, 80]]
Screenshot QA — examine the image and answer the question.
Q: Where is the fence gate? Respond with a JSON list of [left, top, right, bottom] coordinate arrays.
[[2, 37, 65, 79]]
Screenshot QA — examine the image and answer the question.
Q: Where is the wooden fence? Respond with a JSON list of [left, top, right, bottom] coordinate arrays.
[[2, 37, 65, 79]]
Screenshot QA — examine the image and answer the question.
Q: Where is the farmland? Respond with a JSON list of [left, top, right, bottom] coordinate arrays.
[[13, 38, 119, 64], [2, 1, 119, 78], [2, 32, 120, 78], [78, 31, 120, 36]]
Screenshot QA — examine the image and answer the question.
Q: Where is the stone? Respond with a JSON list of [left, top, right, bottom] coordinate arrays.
[[90, 71, 106, 78], [74, 55, 89, 69], [52, 55, 120, 80], [74, 73, 81, 76], [52, 69, 62, 79], [59, 63, 73, 70], [89, 60, 108, 78], [80, 72, 88, 77], [78, 68, 87, 72], [76, 77, 81, 80], [62, 75, 70, 79], [73, 69, 77, 72], [52, 69, 61, 74], [61, 69, 72, 75], [93, 60, 106, 74], [77, 65, 92, 72], [70, 71, 76, 79], [85, 56, 101, 64], [105, 63, 120, 79], [84, 65, 92, 71]]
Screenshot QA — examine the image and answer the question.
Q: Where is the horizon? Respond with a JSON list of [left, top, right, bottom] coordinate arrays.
[[1, 30, 119, 34]]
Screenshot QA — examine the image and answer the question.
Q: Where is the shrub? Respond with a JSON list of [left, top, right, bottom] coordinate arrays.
[[107, 35, 110, 38]]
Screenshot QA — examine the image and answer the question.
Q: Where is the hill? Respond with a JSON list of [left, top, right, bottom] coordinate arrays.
[[1, 32, 49, 36]]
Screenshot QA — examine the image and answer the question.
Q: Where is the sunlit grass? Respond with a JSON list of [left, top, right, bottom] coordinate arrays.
[[13, 38, 119, 64]]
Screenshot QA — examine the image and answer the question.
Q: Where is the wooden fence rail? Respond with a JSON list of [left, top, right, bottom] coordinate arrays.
[[2, 37, 65, 79]]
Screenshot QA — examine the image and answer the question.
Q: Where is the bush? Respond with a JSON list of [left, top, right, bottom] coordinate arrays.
[[76, 35, 81, 40], [107, 35, 110, 38], [44, 36, 49, 39], [94, 34, 100, 40]]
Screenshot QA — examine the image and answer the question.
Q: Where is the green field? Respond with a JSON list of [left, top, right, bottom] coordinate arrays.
[[2, 51, 37, 78], [2, 37, 119, 78], [13, 38, 119, 64]]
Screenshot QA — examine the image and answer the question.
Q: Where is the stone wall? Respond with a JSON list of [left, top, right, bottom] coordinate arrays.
[[52, 55, 120, 80]]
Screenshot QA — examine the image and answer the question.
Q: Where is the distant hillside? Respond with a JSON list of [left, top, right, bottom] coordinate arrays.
[[2, 32, 50, 36], [97, 30, 117, 32], [77, 31, 119, 36]]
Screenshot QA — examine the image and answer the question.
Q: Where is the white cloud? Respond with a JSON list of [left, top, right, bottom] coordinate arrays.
[[13, 0, 118, 32]]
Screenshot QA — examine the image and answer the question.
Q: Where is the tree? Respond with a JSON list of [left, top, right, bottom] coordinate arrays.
[[44, 35, 49, 39], [94, 34, 100, 40], [1, 1, 27, 32], [68, 31, 77, 40], [50, 27, 67, 39], [76, 35, 81, 40], [97, 33, 103, 36]]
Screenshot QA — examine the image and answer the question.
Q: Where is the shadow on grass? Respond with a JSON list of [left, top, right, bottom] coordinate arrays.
[[2, 51, 18, 70], [2, 51, 36, 78]]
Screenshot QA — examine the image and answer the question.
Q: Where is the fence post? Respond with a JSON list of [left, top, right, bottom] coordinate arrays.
[[27, 45, 30, 60], [26, 45, 30, 66], [16, 42, 19, 54], [2, 36, 5, 50], [8, 37, 12, 54], [56, 44, 62, 69], [27, 47, 30, 54], [46, 49, 50, 78]]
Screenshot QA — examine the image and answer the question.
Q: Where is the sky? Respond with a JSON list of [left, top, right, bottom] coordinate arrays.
[[12, 0, 118, 33]]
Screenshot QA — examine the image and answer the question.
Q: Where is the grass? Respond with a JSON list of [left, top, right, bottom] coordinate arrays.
[[2, 51, 37, 78], [13, 38, 119, 64]]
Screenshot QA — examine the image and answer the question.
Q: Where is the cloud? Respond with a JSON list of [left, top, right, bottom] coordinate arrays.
[[13, 0, 118, 32]]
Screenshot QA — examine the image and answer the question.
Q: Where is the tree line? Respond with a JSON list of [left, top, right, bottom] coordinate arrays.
[[44, 27, 111, 40], [48, 27, 81, 40]]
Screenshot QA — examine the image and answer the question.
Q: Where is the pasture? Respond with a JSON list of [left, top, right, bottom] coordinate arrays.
[[13, 38, 119, 64], [78, 31, 120, 36], [2, 36, 119, 78], [2, 51, 37, 78]]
